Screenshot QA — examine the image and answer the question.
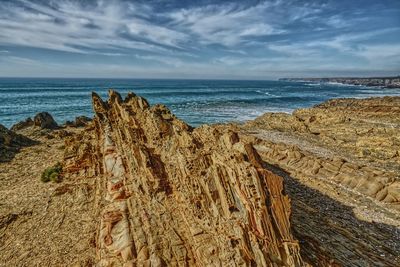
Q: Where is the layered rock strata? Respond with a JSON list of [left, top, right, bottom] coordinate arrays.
[[245, 97, 400, 209], [63, 90, 306, 266], [242, 97, 400, 266]]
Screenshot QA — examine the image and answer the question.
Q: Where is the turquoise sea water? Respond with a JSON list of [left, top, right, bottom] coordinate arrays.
[[1, 78, 400, 128]]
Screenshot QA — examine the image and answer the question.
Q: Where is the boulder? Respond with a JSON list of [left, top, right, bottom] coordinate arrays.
[[65, 116, 92, 127], [74, 116, 91, 127], [33, 112, 58, 129]]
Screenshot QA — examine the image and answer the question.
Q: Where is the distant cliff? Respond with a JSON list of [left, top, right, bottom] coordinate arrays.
[[280, 76, 400, 88]]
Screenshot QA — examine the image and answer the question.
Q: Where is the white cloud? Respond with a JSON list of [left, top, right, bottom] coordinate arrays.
[[266, 27, 400, 68], [127, 21, 187, 48], [168, 2, 286, 46], [354, 44, 400, 62], [0, 0, 187, 55], [134, 54, 186, 67], [1, 56, 39, 65]]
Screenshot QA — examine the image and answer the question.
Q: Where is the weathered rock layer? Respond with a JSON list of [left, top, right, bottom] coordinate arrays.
[[245, 97, 400, 209], [243, 96, 400, 266], [64, 90, 306, 266]]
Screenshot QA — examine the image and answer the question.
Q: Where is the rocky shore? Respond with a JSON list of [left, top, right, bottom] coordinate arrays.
[[280, 76, 400, 88], [241, 96, 400, 265], [1, 91, 399, 266]]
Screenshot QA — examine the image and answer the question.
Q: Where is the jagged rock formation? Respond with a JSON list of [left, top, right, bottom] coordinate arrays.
[[245, 97, 400, 209], [0, 124, 36, 162], [63, 90, 306, 266]]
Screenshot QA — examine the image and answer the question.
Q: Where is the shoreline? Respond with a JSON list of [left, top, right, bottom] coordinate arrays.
[[280, 76, 400, 89]]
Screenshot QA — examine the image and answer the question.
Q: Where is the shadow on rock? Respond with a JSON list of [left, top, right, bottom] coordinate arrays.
[[0, 124, 39, 163]]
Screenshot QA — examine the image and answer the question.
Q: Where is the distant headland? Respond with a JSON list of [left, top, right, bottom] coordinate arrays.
[[280, 76, 400, 88]]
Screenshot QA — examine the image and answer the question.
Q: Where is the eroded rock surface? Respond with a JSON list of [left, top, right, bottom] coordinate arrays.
[[242, 97, 400, 266], [245, 97, 400, 209], [64, 90, 306, 266]]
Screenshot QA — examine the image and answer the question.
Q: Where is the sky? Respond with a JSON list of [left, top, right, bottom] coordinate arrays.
[[0, 0, 399, 79]]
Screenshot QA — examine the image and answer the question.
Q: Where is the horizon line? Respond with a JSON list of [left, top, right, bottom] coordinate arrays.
[[0, 76, 280, 81], [0, 75, 399, 81]]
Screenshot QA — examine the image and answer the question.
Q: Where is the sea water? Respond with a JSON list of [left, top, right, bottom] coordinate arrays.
[[1, 78, 400, 128]]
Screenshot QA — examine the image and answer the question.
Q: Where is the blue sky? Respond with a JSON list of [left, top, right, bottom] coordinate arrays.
[[0, 0, 399, 79]]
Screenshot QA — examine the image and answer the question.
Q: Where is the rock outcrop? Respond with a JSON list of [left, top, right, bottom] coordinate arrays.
[[242, 97, 400, 266], [33, 112, 58, 129], [11, 112, 59, 131], [0, 124, 36, 162], [63, 90, 306, 266], [10, 117, 34, 131], [65, 115, 92, 128], [245, 97, 400, 209], [280, 76, 400, 88]]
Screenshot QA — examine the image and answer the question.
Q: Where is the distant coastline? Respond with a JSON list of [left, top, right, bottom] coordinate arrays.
[[279, 76, 400, 89]]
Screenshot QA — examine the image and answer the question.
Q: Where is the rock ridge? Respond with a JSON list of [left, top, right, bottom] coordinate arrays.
[[63, 90, 306, 266]]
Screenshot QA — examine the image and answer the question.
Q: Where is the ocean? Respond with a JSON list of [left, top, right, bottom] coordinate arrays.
[[1, 78, 400, 128]]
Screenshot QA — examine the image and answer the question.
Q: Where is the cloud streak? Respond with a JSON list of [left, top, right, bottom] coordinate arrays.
[[168, 2, 286, 46], [0, 0, 185, 54]]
